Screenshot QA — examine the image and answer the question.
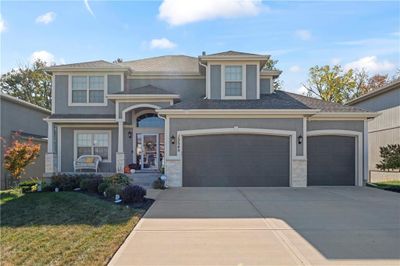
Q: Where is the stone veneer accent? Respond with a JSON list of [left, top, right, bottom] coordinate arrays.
[[369, 171, 400, 183], [165, 159, 182, 187], [291, 159, 307, 187], [45, 153, 57, 173], [116, 153, 125, 173]]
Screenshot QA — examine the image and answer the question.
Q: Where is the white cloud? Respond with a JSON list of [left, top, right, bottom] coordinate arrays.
[[36, 12, 56, 24], [331, 58, 341, 65], [289, 65, 301, 73], [150, 38, 176, 49], [84, 0, 95, 17], [30, 50, 56, 65], [0, 14, 6, 33], [344, 56, 395, 73], [295, 29, 312, 41], [296, 85, 308, 95], [158, 0, 262, 26]]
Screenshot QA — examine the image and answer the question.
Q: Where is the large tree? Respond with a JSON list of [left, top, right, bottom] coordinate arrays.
[[303, 65, 357, 104], [0, 59, 51, 109], [303, 65, 399, 104]]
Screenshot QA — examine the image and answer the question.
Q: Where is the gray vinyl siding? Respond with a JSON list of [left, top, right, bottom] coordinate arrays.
[[0, 97, 49, 188], [307, 120, 364, 132], [54, 74, 121, 114], [351, 87, 400, 170], [169, 118, 304, 156], [260, 78, 272, 94], [108, 75, 122, 93], [127, 78, 205, 101], [59, 127, 118, 172], [210, 65, 221, 99], [246, 65, 257, 99]]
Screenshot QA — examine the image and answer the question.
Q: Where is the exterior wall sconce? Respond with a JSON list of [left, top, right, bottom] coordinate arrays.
[[128, 131, 132, 139], [298, 135, 303, 144], [171, 135, 175, 144]]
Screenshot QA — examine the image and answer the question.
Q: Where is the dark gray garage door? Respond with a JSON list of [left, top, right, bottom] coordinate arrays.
[[183, 134, 290, 187], [307, 135, 355, 186]]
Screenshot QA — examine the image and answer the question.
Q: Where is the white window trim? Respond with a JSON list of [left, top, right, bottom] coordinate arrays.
[[68, 74, 108, 106], [221, 64, 246, 100], [73, 130, 112, 163]]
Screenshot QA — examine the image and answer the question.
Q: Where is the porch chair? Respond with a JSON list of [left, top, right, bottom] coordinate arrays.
[[73, 155, 102, 172]]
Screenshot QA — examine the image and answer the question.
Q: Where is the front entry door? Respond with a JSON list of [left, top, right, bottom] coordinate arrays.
[[137, 134, 158, 170]]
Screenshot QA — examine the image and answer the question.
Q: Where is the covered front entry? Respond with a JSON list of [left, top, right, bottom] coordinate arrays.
[[307, 135, 356, 186], [182, 134, 290, 187]]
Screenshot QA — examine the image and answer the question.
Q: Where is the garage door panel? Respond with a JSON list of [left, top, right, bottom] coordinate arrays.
[[308, 135, 355, 186], [183, 134, 290, 187]]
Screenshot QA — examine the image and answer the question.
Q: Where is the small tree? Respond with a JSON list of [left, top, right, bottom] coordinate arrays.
[[3, 135, 41, 185], [376, 144, 400, 171]]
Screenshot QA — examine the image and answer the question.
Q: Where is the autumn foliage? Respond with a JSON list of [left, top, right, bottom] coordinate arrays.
[[3, 136, 40, 181]]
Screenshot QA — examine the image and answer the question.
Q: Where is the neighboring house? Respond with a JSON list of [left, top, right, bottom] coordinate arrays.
[[44, 51, 377, 187], [0, 93, 50, 189], [348, 79, 400, 181]]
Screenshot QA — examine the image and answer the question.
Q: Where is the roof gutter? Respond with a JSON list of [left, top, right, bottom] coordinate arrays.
[[157, 109, 320, 116], [106, 94, 180, 100]]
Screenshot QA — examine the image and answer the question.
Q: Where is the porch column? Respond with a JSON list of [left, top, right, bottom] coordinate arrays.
[[45, 121, 56, 174], [116, 121, 125, 173]]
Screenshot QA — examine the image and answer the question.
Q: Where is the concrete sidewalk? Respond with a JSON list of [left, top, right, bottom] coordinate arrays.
[[109, 187, 400, 266]]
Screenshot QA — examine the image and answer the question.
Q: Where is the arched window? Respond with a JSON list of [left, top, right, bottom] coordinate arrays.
[[136, 113, 164, 128]]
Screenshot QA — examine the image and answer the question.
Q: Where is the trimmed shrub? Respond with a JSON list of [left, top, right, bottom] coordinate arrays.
[[376, 144, 400, 171], [120, 185, 146, 203], [152, 178, 165, 189], [104, 173, 130, 186], [19, 179, 39, 193], [79, 177, 102, 193], [98, 182, 108, 194], [104, 185, 124, 199], [51, 174, 81, 191]]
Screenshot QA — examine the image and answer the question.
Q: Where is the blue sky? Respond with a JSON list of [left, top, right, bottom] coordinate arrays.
[[1, 0, 399, 93]]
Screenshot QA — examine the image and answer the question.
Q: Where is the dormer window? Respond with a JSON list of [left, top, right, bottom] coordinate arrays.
[[222, 65, 246, 99], [69, 75, 107, 106]]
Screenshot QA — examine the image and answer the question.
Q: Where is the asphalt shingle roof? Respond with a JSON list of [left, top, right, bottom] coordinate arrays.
[[164, 91, 369, 112], [48, 60, 126, 69], [119, 55, 200, 73], [112, 85, 173, 95], [205, 51, 265, 57]]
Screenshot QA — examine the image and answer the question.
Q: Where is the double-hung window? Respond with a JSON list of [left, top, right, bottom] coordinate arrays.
[[71, 75, 105, 105], [75, 131, 111, 161], [224, 66, 243, 97]]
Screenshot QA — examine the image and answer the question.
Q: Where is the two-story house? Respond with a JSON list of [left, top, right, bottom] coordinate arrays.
[[44, 51, 377, 187]]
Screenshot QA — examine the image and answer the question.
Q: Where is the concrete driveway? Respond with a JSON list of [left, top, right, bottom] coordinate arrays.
[[109, 187, 400, 266]]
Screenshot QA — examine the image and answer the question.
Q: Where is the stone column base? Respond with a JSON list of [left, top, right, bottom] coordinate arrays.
[[116, 153, 125, 173], [292, 159, 307, 187], [45, 153, 57, 173], [165, 158, 182, 187]]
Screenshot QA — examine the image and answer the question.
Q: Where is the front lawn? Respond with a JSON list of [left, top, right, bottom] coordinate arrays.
[[0, 190, 148, 265], [370, 180, 400, 193]]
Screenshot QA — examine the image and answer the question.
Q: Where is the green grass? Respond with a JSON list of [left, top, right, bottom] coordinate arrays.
[[0, 190, 146, 265], [371, 180, 400, 192]]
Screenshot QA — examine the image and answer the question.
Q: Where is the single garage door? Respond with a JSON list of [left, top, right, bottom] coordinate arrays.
[[183, 134, 290, 187], [308, 135, 355, 186]]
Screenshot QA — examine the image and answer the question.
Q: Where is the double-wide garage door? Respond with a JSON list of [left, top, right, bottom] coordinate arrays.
[[183, 134, 290, 187], [307, 135, 356, 186]]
